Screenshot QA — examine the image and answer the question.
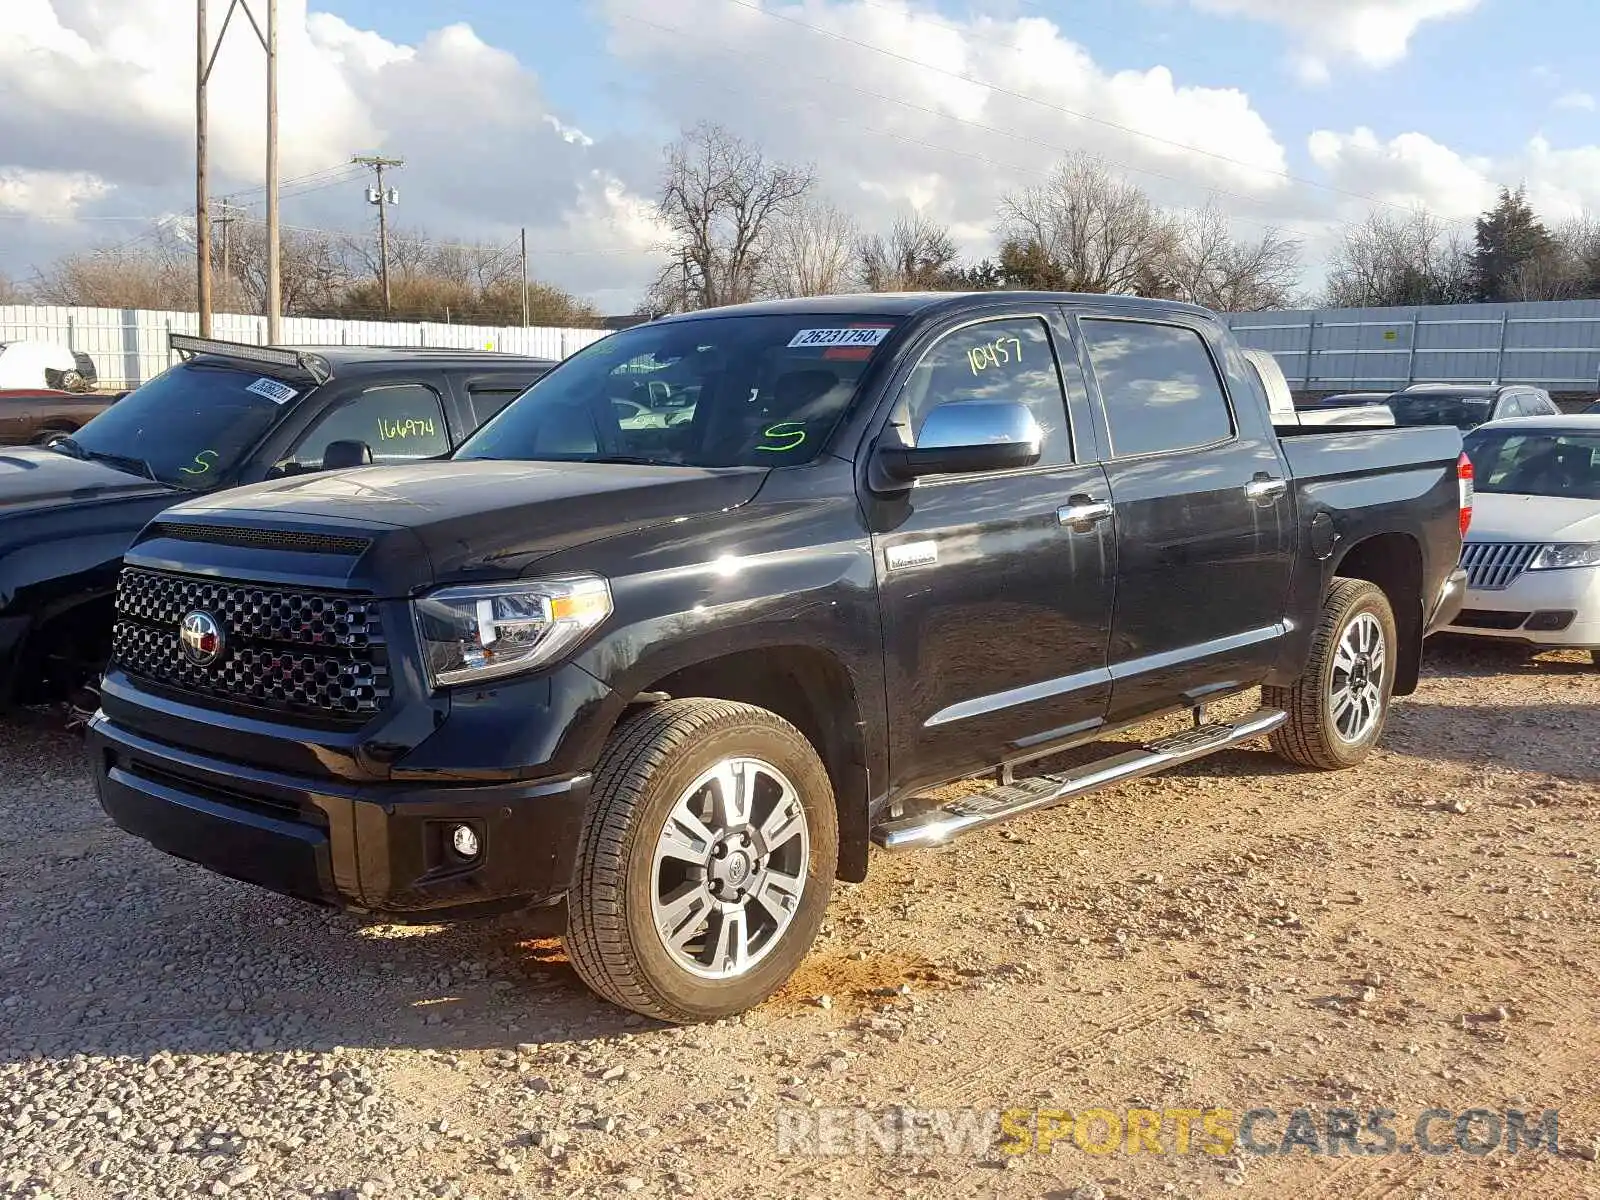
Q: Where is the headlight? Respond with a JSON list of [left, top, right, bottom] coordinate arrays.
[[413, 576, 612, 687], [1528, 543, 1600, 571]]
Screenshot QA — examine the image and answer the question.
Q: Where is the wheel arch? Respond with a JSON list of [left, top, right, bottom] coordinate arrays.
[[1330, 532, 1424, 695], [629, 645, 872, 883]]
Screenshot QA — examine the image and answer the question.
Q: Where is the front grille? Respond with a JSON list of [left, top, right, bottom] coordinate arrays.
[[146, 522, 371, 556], [1453, 609, 1530, 630], [1459, 541, 1542, 590], [111, 568, 389, 720]]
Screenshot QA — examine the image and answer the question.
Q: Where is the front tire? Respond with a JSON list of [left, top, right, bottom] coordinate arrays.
[[1265, 578, 1398, 770], [566, 699, 838, 1022]]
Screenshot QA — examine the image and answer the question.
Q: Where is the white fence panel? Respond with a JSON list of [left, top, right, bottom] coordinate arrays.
[[0, 304, 609, 388]]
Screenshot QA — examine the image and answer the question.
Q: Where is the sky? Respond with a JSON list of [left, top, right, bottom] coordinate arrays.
[[4, 0, 1600, 314]]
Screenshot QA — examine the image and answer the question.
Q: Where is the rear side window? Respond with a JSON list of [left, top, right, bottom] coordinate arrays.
[[1081, 320, 1234, 457], [468, 387, 525, 428]]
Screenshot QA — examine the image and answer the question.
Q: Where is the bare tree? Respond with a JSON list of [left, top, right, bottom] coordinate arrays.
[[655, 122, 815, 310], [855, 212, 963, 291], [763, 198, 858, 298], [0, 271, 22, 305], [996, 154, 1181, 295], [229, 220, 351, 317], [29, 228, 197, 310], [1322, 208, 1473, 307], [1169, 203, 1302, 312]]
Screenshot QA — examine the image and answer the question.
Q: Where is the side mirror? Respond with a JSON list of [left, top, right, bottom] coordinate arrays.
[[876, 400, 1042, 483], [322, 439, 374, 471]]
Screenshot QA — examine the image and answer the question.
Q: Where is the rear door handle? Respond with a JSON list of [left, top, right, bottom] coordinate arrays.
[[1245, 475, 1288, 505], [1058, 497, 1113, 533]]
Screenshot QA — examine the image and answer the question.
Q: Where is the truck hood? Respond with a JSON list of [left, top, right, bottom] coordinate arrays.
[[0, 445, 175, 516], [1469, 492, 1600, 543], [169, 459, 771, 579]]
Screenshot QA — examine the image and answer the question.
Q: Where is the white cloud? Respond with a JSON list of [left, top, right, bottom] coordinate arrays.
[[597, 0, 1292, 258], [1555, 90, 1598, 112], [1187, 0, 1481, 81], [0, 168, 111, 219], [1308, 126, 1600, 227], [0, 0, 662, 308]]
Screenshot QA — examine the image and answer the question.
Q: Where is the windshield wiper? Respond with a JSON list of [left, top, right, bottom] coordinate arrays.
[[576, 455, 676, 466], [81, 448, 159, 482]]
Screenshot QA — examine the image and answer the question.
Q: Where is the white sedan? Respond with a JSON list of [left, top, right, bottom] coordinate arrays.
[[1444, 415, 1600, 665]]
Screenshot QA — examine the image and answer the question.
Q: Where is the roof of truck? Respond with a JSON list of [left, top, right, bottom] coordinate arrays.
[[278, 346, 557, 366], [649, 292, 1218, 323]]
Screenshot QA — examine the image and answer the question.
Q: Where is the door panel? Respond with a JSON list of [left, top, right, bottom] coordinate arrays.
[[1077, 315, 1293, 723], [870, 314, 1115, 794]]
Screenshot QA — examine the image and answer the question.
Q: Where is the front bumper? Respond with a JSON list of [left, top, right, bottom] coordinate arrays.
[[1440, 565, 1600, 649], [90, 713, 591, 916]]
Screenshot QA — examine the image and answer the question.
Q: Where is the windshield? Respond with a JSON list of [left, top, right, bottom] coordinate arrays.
[[1385, 392, 1494, 431], [61, 361, 300, 489], [456, 314, 901, 468], [1463, 430, 1600, 500]]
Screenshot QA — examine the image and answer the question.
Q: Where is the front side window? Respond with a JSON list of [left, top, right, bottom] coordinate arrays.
[[60, 361, 296, 490], [457, 314, 902, 469], [890, 317, 1071, 467], [1081, 320, 1234, 457], [291, 383, 450, 467], [1463, 431, 1600, 500]]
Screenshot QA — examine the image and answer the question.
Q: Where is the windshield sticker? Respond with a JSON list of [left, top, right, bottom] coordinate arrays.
[[377, 415, 439, 443], [245, 377, 298, 405], [787, 327, 890, 350], [967, 335, 1024, 376], [178, 449, 220, 477], [756, 421, 807, 452]]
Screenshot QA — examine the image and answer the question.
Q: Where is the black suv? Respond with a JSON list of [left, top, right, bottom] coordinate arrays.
[[1386, 383, 1561, 431], [0, 337, 553, 709]]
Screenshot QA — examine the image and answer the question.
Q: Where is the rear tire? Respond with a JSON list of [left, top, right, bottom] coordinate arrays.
[[1266, 578, 1398, 770], [565, 699, 838, 1022]]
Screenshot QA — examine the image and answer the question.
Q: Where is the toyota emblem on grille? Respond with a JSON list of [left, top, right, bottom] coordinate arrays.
[[179, 610, 226, 667]]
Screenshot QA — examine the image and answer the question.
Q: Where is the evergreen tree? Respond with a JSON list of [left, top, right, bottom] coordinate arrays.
[[1470, 186, 1553, 302]]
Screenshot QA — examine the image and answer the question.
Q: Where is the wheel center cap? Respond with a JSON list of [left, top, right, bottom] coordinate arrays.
[[726, 854, 750, 885]]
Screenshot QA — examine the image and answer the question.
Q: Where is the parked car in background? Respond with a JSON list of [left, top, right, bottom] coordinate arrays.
[[1241, 350, 1394, 427], [0, 339, 99, 392], [90, 292, 1468, 1021], [0, 336, 553, 713], [1444, 414, 1600, 665], [0, 388, 118, 445], [1387, 383, 1561, 431]]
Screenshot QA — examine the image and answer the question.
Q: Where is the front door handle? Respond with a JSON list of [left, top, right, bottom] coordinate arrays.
[[1058, 497, 1113, 533], [1245, 475, 1289, 505]]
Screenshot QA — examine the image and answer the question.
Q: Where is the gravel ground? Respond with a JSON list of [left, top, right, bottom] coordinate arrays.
[[1, 638, 1598, 1200]]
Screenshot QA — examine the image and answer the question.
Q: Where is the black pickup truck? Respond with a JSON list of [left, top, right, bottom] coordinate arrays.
[[90, 294, 1470, 1022], [0, 337, 552, 711]]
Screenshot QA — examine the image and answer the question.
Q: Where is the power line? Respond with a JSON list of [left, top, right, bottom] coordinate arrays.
[[712, 0, 1471, 225], [615, 5, 1310, 238]]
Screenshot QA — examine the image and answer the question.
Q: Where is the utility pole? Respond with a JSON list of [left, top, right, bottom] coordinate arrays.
[[265, 0, 281, 343], [520, 227, 529, 327], [214, 198, 247, 308], [196, 0, 211, 336], [353, 155, 404, 318], [196, 0, 277, 338]]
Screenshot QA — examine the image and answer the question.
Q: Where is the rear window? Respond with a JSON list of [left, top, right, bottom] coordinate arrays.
[[1386, 393, 1494, 431], [459, 315, 901, 468]]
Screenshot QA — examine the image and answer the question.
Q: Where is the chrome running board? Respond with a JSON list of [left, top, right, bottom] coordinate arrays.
[[870, 707, 1287, 852]]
